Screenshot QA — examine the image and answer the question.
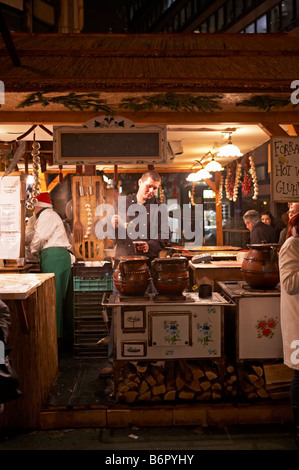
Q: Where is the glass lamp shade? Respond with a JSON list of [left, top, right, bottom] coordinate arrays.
[[186, 168, 212, 181], [217, 140, 243, 158], [196, 168, 212, 179], [205, 159, 223, 172], [186, 172, 199, 182]]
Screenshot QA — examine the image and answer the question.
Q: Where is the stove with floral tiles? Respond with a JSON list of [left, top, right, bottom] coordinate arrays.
[[217, 280, 282, 360], [106, 291, 232, 361]]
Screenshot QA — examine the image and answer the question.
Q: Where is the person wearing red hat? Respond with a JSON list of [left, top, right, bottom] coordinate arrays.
[[279, 210, 299, 448], [29, 192, 75, 344]]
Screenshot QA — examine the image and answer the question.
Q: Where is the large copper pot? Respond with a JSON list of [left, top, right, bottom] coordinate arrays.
[[241, 243, 280, 290], [151, 256, 189, 296], [113, 256, 151, 296]]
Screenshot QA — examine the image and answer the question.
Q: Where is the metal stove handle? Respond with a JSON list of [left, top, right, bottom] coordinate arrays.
[[219, 291, 236, 306], [101, 291, 108, 306]]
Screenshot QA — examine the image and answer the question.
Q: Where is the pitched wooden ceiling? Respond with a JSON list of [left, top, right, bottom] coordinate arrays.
[[0, 33, 299, 171]]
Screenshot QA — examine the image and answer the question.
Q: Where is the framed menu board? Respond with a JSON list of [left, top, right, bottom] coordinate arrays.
[[53, 116, 167, 166], [270, 137, 299, 203]]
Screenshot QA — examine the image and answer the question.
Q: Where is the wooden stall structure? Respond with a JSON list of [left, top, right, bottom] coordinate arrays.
[[0, 33, 298, 428], [1, 33, 299, 246], [0, 273, 58, 431]]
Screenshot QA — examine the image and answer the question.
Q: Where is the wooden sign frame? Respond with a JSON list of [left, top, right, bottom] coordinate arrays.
[[53, 116, 168, 166], [270, 136, 299, 203]]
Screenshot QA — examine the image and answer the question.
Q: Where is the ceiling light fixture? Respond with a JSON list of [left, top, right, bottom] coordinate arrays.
[[205, 157, 223, 172], [186, 168, 212, 182], [217, 133, 243, 158]]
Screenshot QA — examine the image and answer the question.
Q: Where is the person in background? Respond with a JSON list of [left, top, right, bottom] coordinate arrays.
[[279, 203, 299, 247], [98, 170, 169, 377], [288, 202, 299, 221], [281, 211, 290, 230], [0, 299, 10, 413], [243, 209, 278, 244], [28, 192, 75, 346], [0, 300, 10, 347], [278, 212, 290, 247], [261, 210, 279, 243], [278, 211, 299, 448], [25, 214, 39, 264]]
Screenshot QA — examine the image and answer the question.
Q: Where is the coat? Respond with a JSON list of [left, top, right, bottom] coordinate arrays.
[[114, 194, 169, 263], [250, 221, 278, 244], [30, 208, 74, 262], [278, 236, 299, 370], [0, 300, 10, 344], [29, 207, 75, 339]]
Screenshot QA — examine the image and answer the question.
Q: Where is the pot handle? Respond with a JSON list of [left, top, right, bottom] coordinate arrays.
[[118, 260, 126, 278], [184, 257, 189, 269], [270, 246, 278, 264], [151, 258, 158, 272]]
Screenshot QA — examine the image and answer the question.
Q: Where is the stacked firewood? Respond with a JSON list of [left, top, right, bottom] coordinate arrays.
[[114, 360, 224, 403], [238, 362, 270, 400], [223, 363, 238, 399]]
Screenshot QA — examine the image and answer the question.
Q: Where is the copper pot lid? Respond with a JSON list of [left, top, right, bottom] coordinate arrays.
[[247, 243, 280, 249], [119, 256, 148, 261], [152, 256, 187, 263]]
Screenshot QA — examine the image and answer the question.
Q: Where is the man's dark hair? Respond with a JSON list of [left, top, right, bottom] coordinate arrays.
[[140, 170, 161, 183]]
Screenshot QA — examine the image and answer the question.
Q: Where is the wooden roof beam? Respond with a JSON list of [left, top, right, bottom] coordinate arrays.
[[2, 111, 299, 126], [290, 124, 299, 136], [0, 5, 21, 67], [258, 123, 290, 137]]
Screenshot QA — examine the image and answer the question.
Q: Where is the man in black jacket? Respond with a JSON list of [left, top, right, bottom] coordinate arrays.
[[243, 209, 278, 244], [111, 170, 169, 266], [99, 170, 169, 377]]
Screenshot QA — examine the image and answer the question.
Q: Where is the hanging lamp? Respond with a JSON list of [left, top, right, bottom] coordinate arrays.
[[205, 157, 223, 172], [186, 167, 212, 182], [217, 133, 243, 158]]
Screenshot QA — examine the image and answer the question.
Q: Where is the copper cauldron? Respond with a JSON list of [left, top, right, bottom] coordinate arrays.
[[113, 256, 151, 296], [151, 256, 189, 296], [241, 243, 280, 290]]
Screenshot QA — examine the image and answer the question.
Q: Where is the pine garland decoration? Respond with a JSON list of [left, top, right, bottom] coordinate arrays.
[[236, 95, 292, 113], [17, 92, 114, 113], [119, 93, 223, 113]]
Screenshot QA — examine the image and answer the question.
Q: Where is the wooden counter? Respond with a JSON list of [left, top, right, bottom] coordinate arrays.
[[189, 260, 244, 291], [0, 264, 34, 274], [0, 273, 58, 431]]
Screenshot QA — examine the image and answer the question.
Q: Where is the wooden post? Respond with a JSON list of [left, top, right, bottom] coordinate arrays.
[[114, 165, 119, 200], [203, 172, 223, 246], [214, 172, 223, 246], [84, 165, 96, 176]]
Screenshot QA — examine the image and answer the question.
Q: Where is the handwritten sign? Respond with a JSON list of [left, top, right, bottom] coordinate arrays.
[[271, 137, 299, 202]]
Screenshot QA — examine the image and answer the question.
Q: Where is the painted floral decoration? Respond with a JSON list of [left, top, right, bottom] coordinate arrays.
[[255, 316, 278, 339], [163, 320, 181, 346], [196, 322, 214, 347]]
